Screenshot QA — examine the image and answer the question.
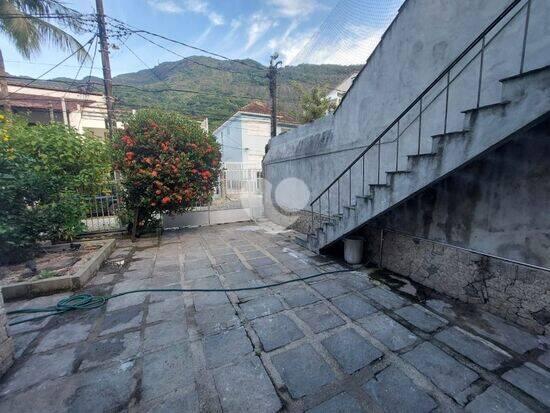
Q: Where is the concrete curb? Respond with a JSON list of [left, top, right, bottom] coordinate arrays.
[[1, 239, 116, 301]]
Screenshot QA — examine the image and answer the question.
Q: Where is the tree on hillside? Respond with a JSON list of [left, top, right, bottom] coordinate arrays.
[[299, 86, 336, 123], [0, 0, 89, 111]]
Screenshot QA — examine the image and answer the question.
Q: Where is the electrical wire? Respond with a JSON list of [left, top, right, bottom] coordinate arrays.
[[7, 35, 96, 97], [7, 269, 355, 326]]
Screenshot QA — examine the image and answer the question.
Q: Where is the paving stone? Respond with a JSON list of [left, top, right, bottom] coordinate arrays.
[[233, 279, 268, 300], [435, 327, 511, 370], [67, 361, 139, 412], [147, 297, 186, 323], [184, 267, 218, 280], [252, 314, 304, 351], [193, 291, 230, 311], [403, 342, 479, 398], [539, 351, 550, 369], [271, 343, 336, 398], [215, 253, 239, 265], [100, 305, 143, 336], [217, 260, 248, 274], [241, 250, 266, 260], [360, 313, 417, 351], [308, 392, 363, 412], [363, 287, 406, 309], [106, 289, 148, 312], [203, 327, 253, 368], [239, 296, 285, 320], [89, 272, 116, 285], [184, 258, 212, 270], [292, 265, 323, 277], [331, 293, 377, 320], [12, 331, 39, 359], [255, 263, 289, 278], [138, 387, 199, 413], [462, 311, 539, 354], [337, 272, 375, 291], [0, 347, 75, 395], [310, 279, 350, 298], [213, 355, 281, 412], [79, 331, 141, 370], [142, 342, 195, 402], [502, 363, 550, 407], [465, 385, 534, 413], [194, 304, 240, 336], [278, 286, 320, 308], [296, 302, 345, 333], [321, 328, 382, 374], [394, 304, 448, 332], [143, 321, 187, 350], [248, 256, 276, 268], [362, 365, 437, 413], [35, 321, 93, 353]]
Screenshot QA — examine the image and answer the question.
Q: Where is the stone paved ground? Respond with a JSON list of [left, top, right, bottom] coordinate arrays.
[[0, 220, 549, 412]]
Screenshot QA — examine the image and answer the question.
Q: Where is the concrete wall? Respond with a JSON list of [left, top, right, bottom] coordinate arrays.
[[264, 0, 550, 225], [362, 119, 550, 334], [0, 295, 14, 377]]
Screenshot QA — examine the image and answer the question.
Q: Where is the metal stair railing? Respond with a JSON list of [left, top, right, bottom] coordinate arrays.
[[309, 0, 533, 238]]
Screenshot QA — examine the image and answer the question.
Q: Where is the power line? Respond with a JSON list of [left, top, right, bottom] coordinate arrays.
[[7, 35, 97, 97], [105, 15, 265, 73]]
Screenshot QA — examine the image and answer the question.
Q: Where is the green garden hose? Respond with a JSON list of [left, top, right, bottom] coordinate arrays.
[[6, 269, 355, 326]]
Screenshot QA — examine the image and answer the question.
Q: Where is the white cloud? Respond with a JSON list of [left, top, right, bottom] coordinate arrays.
[[147, 0, 183, 13], [230, 18, 242, 31], [268, 0, 321, 18], [208, 11, 225, 26], [292, 26, 384, 65], [245, 13, 276, 51], [184, 0, 208, 13], [148, 0, 224, 25]]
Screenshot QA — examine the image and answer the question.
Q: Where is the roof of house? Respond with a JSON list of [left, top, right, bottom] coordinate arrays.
[[239, 100, 298, 124], [9, 93, 97, 112]]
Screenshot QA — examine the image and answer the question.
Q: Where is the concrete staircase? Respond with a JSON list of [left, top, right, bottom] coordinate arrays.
[[308, 65, 550, 252]]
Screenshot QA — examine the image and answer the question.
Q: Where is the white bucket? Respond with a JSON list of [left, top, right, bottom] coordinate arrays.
[[344, 237, 364, 265]]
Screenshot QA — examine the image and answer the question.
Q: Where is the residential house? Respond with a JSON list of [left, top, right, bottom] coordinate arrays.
[[6, 83, 112, 138], [326, 72, 358, 108], [213, 100, 298, 169]]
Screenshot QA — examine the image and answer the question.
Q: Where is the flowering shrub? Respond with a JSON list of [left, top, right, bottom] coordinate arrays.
[[0, 114, 110, 264], [113, 109, 221, 238]]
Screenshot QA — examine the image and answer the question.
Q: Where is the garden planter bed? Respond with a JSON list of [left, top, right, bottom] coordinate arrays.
[[0, 239, 116, 301]]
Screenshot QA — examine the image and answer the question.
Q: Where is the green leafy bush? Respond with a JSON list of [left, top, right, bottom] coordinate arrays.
[[0, 114, 110, 264], [113, 109, 221, 239]]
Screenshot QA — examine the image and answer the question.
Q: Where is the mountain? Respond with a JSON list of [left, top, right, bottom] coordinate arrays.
[[40, 56, 361, 130]]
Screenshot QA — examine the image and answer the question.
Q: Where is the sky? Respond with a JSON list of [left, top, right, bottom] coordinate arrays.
[[0, 0, 403, 79]]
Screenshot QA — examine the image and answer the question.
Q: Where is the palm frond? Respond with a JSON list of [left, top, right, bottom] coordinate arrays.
[[33, 17, 91, 62], [0, 0, 90, 61]]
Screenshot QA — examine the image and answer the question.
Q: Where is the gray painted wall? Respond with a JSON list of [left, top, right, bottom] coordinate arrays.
[[264, 0, 550, 226]]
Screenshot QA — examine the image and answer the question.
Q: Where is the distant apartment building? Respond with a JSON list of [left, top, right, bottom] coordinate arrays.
[[326, 73, 358, 107], [213, 100, 298, 168]]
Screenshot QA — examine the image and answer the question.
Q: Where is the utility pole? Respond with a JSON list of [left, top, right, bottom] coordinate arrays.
[[95, 0, 115, 140], [267, 53, 282, 138]]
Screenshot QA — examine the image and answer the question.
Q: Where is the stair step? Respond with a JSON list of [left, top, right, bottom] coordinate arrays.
[[431, 130, 468, 139], [369, 183, 390, 188], [386, 170, 411, 175], [499, 64, 550, 83], [356, 195, 372, 200], [461, 101, 510, 114], [407, 152, 438, 160], [343, 205, 356, 210], [323, 221, 335, 226], [331, 213, 343, 219]]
